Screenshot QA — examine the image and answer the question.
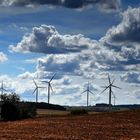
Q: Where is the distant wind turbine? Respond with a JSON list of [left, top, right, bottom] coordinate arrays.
[[112, 92, 117, 106], [101, 74, 121, 110], [32, 79, 45, 103], [0, 81, 8, 95], [42, 73, 56, 104], [81, 82, 94, 107]]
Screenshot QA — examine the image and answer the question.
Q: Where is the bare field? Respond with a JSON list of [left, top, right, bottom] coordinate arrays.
[[0, 110, 140, 140]]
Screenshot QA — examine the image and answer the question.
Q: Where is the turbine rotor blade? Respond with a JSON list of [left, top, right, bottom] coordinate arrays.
[[112, 85, 121, 89], [101, 86, 107, 88], [112, 92, 115, 97], [101, 86, 109, 94], [112, 92, 117, 99], [41, 81, 49, 83], [49, 73, 56, 82], [38, 87, 46, 89], [81, 90, 87, 94], [108, 74, 111, 84], [112, 91, 114, 96], [111, 79, 115, 85], [115, 95, 117, 99], [89, 90, 94, 95], [49, 84, 53, 92], [32, 88, 37, 95], [33, 79, 37, 87]]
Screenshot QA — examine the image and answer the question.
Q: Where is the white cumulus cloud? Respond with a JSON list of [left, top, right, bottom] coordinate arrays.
[[9, 25, 93, 54], [101, 7, 140, 46]]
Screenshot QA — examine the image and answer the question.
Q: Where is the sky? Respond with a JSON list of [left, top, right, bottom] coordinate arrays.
[[0, 0, 140, 106]]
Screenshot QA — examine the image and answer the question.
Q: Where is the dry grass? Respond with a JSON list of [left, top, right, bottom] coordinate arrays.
[[37, 109, 70, 117], [0, 109, 139, 140]]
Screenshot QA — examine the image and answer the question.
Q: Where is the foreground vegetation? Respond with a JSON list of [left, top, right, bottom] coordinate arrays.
[[0, 93, 36, 120]]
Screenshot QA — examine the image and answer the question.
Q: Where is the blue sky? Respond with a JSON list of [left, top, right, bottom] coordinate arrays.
[[0, 0, 140, 106]]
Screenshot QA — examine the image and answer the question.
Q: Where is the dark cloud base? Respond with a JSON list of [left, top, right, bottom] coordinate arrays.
[[0, 0, 121, 11]]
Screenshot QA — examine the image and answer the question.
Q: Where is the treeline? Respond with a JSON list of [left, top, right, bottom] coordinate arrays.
[[27, 102, 66, 110]]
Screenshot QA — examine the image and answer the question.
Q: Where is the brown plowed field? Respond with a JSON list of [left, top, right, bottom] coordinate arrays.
[[0, 110, 140, 140]]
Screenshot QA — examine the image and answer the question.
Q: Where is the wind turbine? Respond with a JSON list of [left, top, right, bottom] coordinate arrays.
[[32, 79, 45, 103], [42, 73, 56, 104], [112, 93, 117, 106], [0, 81, 8, 95], [101, 74, 121, 110], [81, 82, 94, 107]]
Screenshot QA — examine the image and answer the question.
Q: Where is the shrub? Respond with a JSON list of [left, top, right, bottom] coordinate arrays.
[[70, 109, 88, 115], [1, 102, 20, 121], [0, 94, 36, 121], [19, 103, 36, 119]]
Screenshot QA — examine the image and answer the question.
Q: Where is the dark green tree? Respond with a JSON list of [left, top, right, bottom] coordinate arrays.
[[1, 93, 20, 121], [1, 93, 36, 121], [1, 93, 20, 103]]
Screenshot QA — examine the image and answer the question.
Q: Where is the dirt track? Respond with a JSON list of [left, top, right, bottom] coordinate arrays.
[[0, 110, 140, 140]]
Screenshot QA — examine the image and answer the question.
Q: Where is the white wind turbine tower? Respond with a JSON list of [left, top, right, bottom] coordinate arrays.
[[32, 79, 45, 103], [42, 73, 56, 104], [101, 74, 121, 111], [81, 82, 94, 107]]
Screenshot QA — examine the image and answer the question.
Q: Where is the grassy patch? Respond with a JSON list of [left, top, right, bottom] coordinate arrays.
[[37, 109, 70, 117]]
